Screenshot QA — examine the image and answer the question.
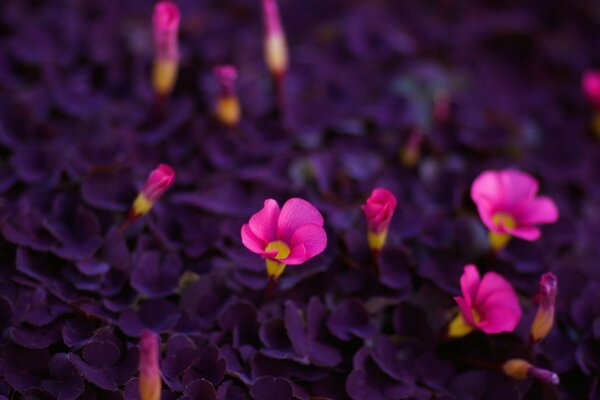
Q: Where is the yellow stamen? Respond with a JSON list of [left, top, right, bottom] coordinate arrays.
[[216, 96, 241, 127], [367, 230, 388, 251], [265, 34, 288, 76], [264, 240, 290, 279], [489, 212, 516, 251], [448, 309, 481, 338], [153, 58, 178, 95], [133, 193, 154, 216]]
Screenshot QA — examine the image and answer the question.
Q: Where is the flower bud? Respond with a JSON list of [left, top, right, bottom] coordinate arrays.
[[530, 272, 557, 343], [139, 330, 161, 400], [213, 65, 241, 127], [361, 188, 397, 251], [152, 1, 180, 96], [502, 359, 559, 385], [131, 164, 175, 217]]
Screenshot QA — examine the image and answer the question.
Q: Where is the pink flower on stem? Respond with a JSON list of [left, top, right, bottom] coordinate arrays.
[[361, 188, 397, 252], [261, 0, 288, 107], [530, 272, 557, 344], [241, 198, 327, 281], [471, 169, 559, 251], [448, 264, 522, 337], [138, 330, 161, 400], [152, 1, 180, 96], [502, 359, 559, 385], [127, 164, 175, 224], [213, 65, 241, 127]]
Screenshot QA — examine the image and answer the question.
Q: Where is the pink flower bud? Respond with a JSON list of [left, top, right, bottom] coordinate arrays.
[[262, 0, 288, 78], [152, 2, 180, 95], [153, 1, 180, 61], [139, 330, 161, 400], [213, 65, 241, 127], [361, 188, 397, 251], [502, 359, 559, 385], [131, 164, 175, 217], [583, 70, 600, 110], [530, 272, 557, 343]]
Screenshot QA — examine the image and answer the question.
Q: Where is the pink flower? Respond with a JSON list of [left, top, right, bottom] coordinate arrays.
[[138, 330, 161, 400], [471, 169, 558, 250], [448, 265, 521, 337], [530, 272, 557, 343], [361, 188, 397, 251], [241, 198, 327, 279], [582, 70, 600, 110], [131, 164, 175, 217], [153, 1, 180, 61]]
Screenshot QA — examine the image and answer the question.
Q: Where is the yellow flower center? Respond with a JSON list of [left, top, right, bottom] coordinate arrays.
[[489, 212, 516, 251], [264, 241, 290, 279], [448, 309, 481, 338]]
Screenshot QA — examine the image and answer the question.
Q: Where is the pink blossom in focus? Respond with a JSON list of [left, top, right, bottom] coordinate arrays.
[[142, 164, 175, 203], [138, 330, 161, 400], [241, 198, 327, 269], [454, 264, 522, 335], [582, 70, 600, 110], [153, 1, 180, 61], [471, 169, 558, 242], [361, 188, 397, 234]]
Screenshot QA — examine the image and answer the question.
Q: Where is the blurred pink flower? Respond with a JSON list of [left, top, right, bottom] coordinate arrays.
[[449, 265, 521, 337], [139, 330, 161, 400], [471, 169, 558, 250], [241, 198, 327, 278], [153, 1, 180, 61], [361, 188, 397, 251], [503, 359, 559, 385], [582, 70, 600, 110], [213, 65, 241, 127]]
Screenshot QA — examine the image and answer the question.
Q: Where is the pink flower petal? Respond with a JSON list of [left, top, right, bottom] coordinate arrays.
[[506, 225, 541, 241], [460, 264, 481, 305], [498, 170, 538, 212], [241, 224, 266, 254], [477, 305, 521, 334], [249, 199, 280, 242], [277, 198, 324, 241], [475, 271, 517, 306], [471, 171, 504, 207], [455, 296, 476, 326], [284, 223, 327, 265], [516, 196, 559, 226]]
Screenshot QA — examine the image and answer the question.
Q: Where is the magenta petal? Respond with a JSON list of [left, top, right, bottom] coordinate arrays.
[[277, 198, 324, 241], [455, 297, 475, 326], [498, 170, 539, 211], [284, 223, 327, 264], [249, 199, 280, 242], [471, 171, 504, 207], [460, 265, 481, 304], [516, 197, 559, 225], [283, 244, 308, 265], [241, 224, 266, 254], [506, 225, 541, 241], [475, 272, 517, 306], [477, 305, 521, 334]]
